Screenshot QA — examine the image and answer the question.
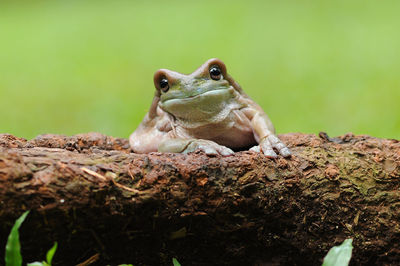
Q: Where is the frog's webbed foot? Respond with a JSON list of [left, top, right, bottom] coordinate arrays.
[[250, 135, 291, 158], [159, 138, 234, 156], [185, 139, 234, 156]]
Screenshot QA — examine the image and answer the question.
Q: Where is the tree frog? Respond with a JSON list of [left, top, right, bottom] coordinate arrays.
[[130, 59, 290, 157]]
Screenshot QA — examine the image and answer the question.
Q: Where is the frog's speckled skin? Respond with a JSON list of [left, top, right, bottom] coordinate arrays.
[[130, 58, 290, 157]]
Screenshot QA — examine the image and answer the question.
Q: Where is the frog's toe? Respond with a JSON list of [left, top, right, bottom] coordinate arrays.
[[259, 138, 277, 158], [201, 143, 234, 156], [217, 146, 234, 156], [249, 145, 260, 153], [266, 135, 291, 157], [198, 144, 219, 156], [263, 148, 278, 157], [274, 142, 291, 157], [250, 143, 278, 157], [279, 147, 291, 157], [185, 140, 233, 156]]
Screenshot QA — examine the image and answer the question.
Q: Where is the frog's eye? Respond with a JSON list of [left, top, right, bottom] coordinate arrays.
[[209, 66, 222, 80], [159, 78, 169, 92]]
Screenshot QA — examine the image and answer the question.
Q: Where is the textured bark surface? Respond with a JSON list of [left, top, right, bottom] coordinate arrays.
[[0, 132, 399, 265]]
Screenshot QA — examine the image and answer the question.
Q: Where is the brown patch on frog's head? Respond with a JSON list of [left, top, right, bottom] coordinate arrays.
[[193, 58, 245, 95]]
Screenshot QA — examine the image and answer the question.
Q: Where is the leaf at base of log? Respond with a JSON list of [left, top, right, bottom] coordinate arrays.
[[0, 132, 399, 265]]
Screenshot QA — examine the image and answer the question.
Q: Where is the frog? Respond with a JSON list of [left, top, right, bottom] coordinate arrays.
[[129, 58, 291, 158]]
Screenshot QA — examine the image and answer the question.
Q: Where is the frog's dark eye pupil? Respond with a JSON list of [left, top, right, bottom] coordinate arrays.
[[210, 66, 222, 80], [159, 78, 169, 92]]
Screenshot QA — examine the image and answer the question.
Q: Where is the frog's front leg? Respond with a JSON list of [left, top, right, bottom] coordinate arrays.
[[243, 108, 291, 158], [158, 138, 234, 156]]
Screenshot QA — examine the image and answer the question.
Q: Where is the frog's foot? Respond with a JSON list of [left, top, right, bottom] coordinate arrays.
[[159, 138, 234, 156], [184, 139, 234, 156], [250, 135, 291, 158]]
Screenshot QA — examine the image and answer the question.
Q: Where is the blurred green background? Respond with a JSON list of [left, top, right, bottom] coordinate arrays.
[[0, 0, 399, 140]]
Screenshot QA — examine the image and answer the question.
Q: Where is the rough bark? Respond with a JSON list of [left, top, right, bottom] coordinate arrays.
[[0, 132, 399, 265]]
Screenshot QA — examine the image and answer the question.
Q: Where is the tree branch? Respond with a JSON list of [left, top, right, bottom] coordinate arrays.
[[0, 132, 399, 265]]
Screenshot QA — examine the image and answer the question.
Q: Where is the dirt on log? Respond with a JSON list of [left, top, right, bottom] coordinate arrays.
[[0, 132, 399, 265]]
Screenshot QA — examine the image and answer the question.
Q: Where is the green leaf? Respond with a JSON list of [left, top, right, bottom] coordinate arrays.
[[172, 258, 181, 266], [46, 242, 57, 265], [5, 210, 30, 266], [26, 262, 46, 266], [322, 239, 353, 266]]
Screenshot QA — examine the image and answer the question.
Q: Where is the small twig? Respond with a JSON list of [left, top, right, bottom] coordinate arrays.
[[110, 178, 141, 194], [81, 167, 107, 181], [127, 161, 135, 180], [81, 167, 140, 194], [76, 253, 100, 266]]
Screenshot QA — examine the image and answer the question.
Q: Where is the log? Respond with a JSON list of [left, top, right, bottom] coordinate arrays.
[[0, 132, 399, 265]]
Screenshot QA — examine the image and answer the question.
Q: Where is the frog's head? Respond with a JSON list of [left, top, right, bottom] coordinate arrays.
[[154, 58, 243, 120]]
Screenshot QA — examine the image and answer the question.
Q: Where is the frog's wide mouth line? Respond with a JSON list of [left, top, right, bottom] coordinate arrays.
[[160, 87, 231, 104]]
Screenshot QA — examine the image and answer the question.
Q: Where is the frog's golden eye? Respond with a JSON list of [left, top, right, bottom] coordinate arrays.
[[159, 78, 169, 92], [209, 66, 222, 80]]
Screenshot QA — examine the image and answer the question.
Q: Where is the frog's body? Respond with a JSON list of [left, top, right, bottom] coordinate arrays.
[[130, 58, 290, 157]]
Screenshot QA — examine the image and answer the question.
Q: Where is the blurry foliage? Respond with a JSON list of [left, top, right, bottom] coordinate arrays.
[[172, 258, 181, 266], [4, 211, 58, 266], [27, 242, 57, 266], [0, 0, 399, 139], [322, 239, 353, 266], [5, 211, 29, 266]]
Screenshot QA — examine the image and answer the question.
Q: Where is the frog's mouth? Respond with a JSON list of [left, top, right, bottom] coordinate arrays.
[[159, 87, 235, 119], [160, 86, 230, 103]]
